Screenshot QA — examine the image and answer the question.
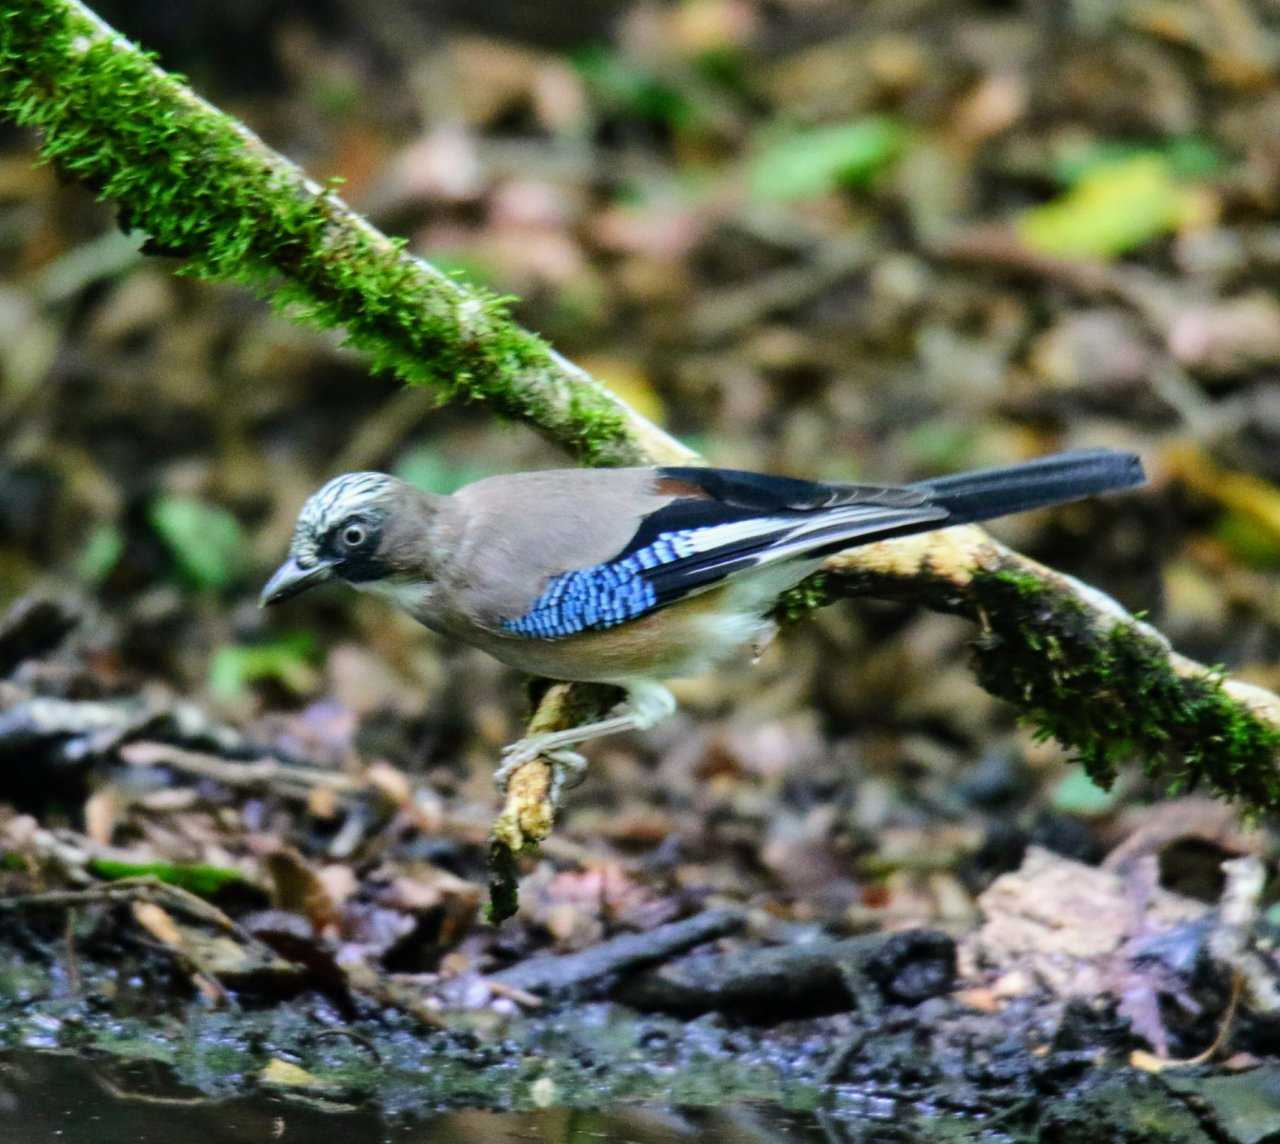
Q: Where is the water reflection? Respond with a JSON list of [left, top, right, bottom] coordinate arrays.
[[1, 1052, 851, 1143]]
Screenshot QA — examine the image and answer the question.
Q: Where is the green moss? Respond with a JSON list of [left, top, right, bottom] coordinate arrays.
[[87, 857, 250, 897], [767, 561, 1279, 813], [0, 0, 642, 466], [775, 573, 832, 625], [486, 840, 524, 925], [973, 569, 1280, 809]]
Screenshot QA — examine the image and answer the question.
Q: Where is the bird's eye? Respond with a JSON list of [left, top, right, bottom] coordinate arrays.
[[341, 524, 366, 549]]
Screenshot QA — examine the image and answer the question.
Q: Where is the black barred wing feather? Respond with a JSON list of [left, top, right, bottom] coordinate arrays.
[[500, 468, 948, 639]]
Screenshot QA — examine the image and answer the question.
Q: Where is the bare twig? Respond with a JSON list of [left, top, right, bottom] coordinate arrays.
[[486, 908, 744, 999], [119, 741, 364, 800], [0, 875, 253, 942]]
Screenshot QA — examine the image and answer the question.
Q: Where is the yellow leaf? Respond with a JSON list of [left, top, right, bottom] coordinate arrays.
[[260, 1059, 323, 1088], [1130, 1049, 1175, 1073], [1166, 442, 1280, 556], [1017, 155, 1188, 259]]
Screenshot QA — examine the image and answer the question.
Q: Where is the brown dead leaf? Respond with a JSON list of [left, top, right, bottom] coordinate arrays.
[[515, 859, 679, 951], [953, 985, 1001, 1013], [263, 848, 338, 932], [951, 72, 1028, 146], [84, 786, 123, 847], [132, 900, 185, 948], [447, 37, 547, 127], [669, 0, 758, 57], [1167, 293, 1280, 377], [317, 864, 359, 911], [366, 761, 412, 808], [377, 127, 483, 206], [383, 866, 481, 913], [1103, 796, 1263, 873], [132, 901, 224, 1004], [962, 846, 1207, 998], [307, 784, 339, 820]]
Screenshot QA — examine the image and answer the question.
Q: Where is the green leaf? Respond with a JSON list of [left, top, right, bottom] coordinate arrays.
[[76, 522, 124, 583], [1017, 155, 1188, 259], [573, 46, 694, 128], [1052, 135, 1226, 187], [148, 494, 247, 591], [1216, 509, 1280, 570], [209, 633, 318, 701], [88, 857, 249, 897], [748, 116, 906, 201]]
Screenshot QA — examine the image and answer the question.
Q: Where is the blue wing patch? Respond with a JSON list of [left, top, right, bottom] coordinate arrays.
[[500, 473, 947, 640], [501, 531, 701, 639]]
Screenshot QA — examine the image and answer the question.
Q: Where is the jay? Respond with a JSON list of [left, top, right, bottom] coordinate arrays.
[[262, 449, 1144, 798]]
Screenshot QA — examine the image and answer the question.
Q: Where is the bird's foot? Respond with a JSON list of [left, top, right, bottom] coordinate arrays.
[[493, 737, 543, 792], [495, 738, 588, 805], [545, 748, 588, 805]]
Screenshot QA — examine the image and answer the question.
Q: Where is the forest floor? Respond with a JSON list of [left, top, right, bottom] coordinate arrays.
[[3, 0, 1280, 1139]]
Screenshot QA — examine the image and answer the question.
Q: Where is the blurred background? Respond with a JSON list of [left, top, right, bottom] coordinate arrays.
[[2, 0, 1279, 932]]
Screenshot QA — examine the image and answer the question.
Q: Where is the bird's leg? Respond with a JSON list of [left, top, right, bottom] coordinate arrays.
[[494, 681, 677, 799]]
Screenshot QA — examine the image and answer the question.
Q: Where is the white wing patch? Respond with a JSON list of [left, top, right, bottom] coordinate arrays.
[[672, 503, 946, 576]]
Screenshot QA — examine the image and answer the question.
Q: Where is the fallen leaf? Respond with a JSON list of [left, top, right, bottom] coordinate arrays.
[[366, 761, 412, 808], [1017, 155, 1195, 259], [263, 848, 338, 932], [83, 787, 123, 847], [260, 1059, 324, 1089], [131, 900, 185, 949], [90, 857, 250, 898], [748, 116, 906, 201], [131, 900, 225, 1005], [148, 494, 247, 592]]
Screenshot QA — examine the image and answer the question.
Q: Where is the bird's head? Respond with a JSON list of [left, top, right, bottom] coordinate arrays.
[[260, 471, 442, 608]]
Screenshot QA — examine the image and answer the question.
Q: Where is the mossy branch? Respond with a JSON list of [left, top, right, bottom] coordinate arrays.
[[2, 0, 1277, 920], [819, 530, 1280, 805], [0, 0, 693, 469]]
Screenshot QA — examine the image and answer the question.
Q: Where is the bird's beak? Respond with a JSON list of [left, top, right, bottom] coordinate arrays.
[[259, 558, 334, 607]]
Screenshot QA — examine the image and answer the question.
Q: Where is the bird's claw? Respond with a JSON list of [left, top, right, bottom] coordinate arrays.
[[493, 743, 539, 793], [494, 739, 588, 806]]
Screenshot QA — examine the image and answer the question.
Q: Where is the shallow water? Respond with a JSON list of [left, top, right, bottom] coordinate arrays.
[[2, 1052, 884, 1144]]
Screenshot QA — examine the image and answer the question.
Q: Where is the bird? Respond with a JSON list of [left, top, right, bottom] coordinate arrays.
[[261, 449, 1145, 801]]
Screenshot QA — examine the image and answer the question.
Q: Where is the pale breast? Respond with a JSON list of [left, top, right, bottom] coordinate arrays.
[[461, 586, 773, 685]]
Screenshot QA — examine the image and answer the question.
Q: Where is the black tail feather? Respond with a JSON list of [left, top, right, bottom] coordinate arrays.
[[912, 449, 1146, 525]]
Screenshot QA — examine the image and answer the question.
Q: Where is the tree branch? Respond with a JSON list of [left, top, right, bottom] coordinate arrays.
[[2, 0, 1276, 922], [0, 0, 693, 470]]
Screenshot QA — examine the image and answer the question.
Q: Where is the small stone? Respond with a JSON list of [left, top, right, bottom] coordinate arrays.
[[529, 1075, 558, 1108]]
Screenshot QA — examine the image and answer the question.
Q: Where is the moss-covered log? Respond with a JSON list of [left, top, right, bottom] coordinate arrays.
[[1, 0, 1277, 919]]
